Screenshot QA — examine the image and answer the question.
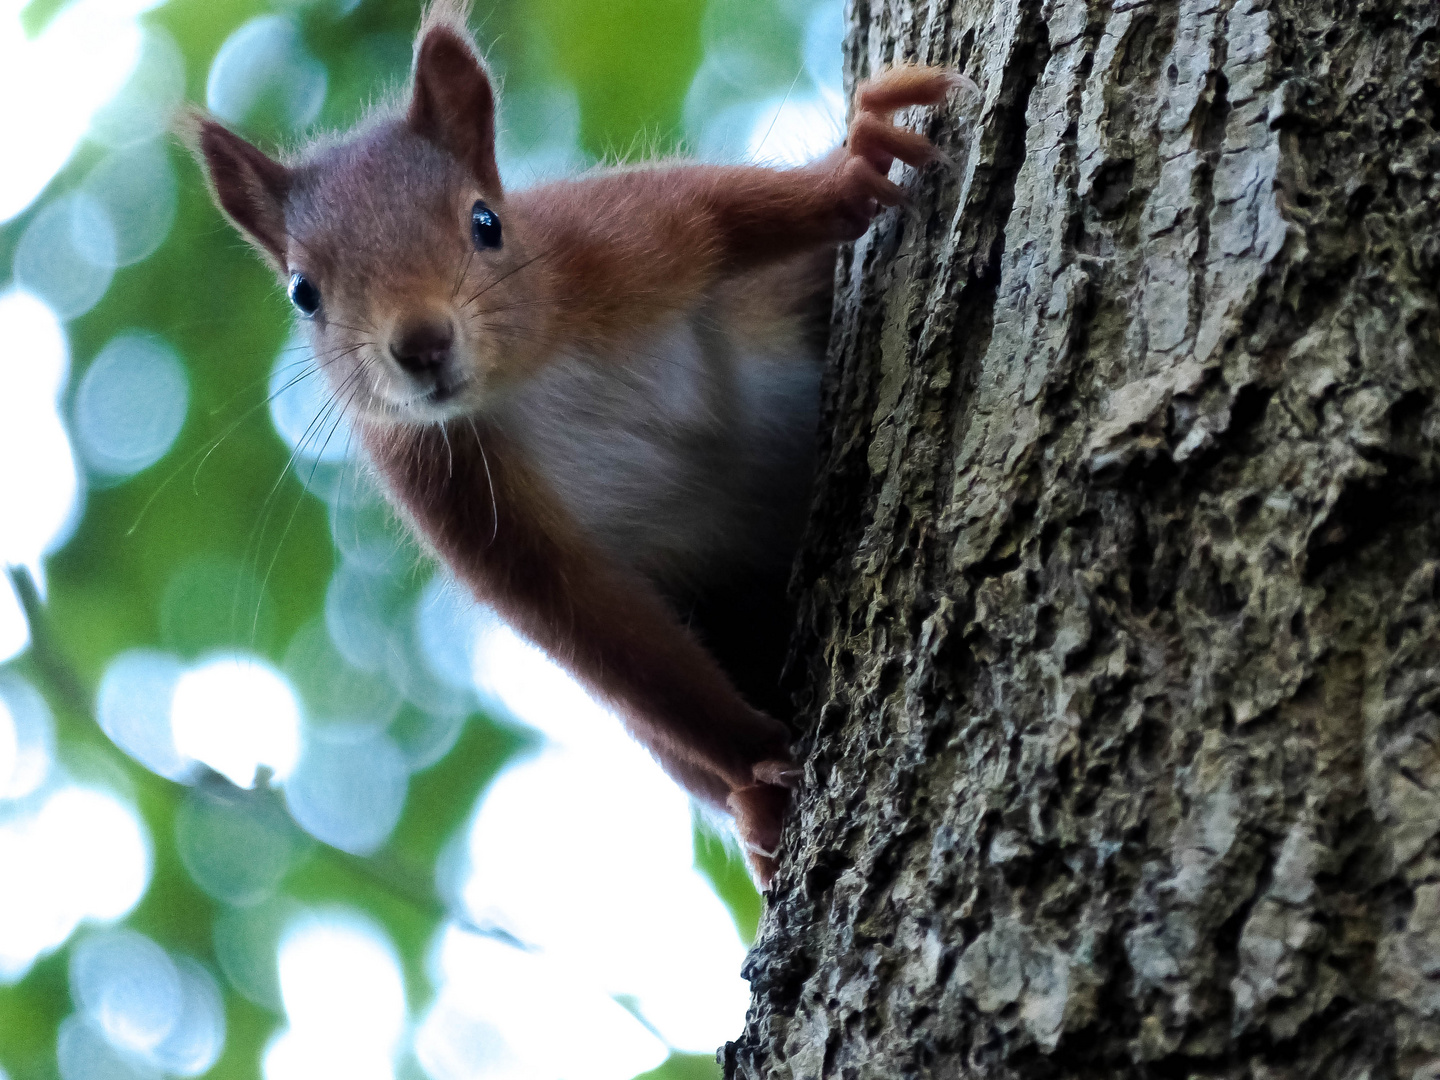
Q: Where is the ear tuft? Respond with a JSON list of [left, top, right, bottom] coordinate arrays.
[[416, 0, 475, 39], [184, 111, 292, 269], [407, 6, 501, 195]]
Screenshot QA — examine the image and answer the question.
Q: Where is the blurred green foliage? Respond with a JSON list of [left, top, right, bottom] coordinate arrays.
[[534, 0, 704, 156], [0, 0, 822, 1075]]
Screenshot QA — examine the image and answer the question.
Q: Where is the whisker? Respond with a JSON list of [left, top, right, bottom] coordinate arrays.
[[439, 421, 454, 480], [452, 245, 477, 302], [200, 331, 369, 425], [476, 319, 692, 372], [190, 341, 370, 495], [128, 363, 323, 536], [249, 361, 371, 642], [249, 365, 357, 532], [467, 417, 500, 546], [472, 290, 668, 316], [473, 291, 736, 342], [230, 386, 344, 643], [245, 354, 369, 537], [232, 361, 363, 629], [462, 245, 561, 309], [325, 320, 381, 337]]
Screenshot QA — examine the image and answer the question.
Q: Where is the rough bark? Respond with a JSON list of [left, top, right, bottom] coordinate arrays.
[[725, 0, 1440, 1077]]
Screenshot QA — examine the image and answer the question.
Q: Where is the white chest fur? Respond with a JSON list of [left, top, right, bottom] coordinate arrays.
[[492, 315, 820, 594]]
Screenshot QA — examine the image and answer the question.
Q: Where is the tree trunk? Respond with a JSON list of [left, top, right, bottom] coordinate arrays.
[[724, 0, 1440, 1077]]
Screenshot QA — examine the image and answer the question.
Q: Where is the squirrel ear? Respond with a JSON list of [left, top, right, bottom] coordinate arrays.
[[407, 20, 501, 195], [186, 114, 291, 269]]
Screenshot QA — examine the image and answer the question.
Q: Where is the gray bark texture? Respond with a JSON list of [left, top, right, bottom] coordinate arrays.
[[723, 0, 1440, 1077]]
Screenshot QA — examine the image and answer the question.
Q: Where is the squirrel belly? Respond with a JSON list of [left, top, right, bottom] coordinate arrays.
[[188, 0, 960, 886], [490, 256, 829, 721]]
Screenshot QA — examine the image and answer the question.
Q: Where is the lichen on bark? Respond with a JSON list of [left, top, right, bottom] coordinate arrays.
[[726, 0, 1440, 1077]]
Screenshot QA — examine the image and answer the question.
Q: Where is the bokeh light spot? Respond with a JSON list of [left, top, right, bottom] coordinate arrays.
[[12, 193, 117, 321], [328, 473, 415, 575], [70, 928, 182, 1055], [0, 575, 28, 664], [265, 912, 406, 1080], [279, 913, 406, 1039], [41, 787, 152, 924], [0, 674, 54, 799], [0, 697, 16, 796], [73, 333, 189, 482], [283, 727, 409, 855], [745, 86, 845, 168], [0, 786, 150, 984], [414, 1005, 526, 1080], [387, 611, 474, 720], [389, 707, 466, 773], [147, 957, 226, 1077], [324, 560, 405, 673], [213, 896, 298, 1011], [803, 0, 844, 93], [283, 618, 401, 734], [55, 1013, 157, 1080], [175, 786, 308, 906], [0, 0, 161, 223], [81, 141, 178, 268], [207, 16, 326, 131], [468, 627, 752, 1050], [97, 649, 195, 782], [88, 25, 186, 150], [64, 931, 225, 1078], [472, 622, 620, 751], [0, 290, 80, 604], [415, 576, 487, 692], [171, 654, 301, 788], [421, 929, 668, 1080]]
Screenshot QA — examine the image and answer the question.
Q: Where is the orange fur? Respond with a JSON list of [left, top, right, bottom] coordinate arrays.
[[192, 10, 958, 887]]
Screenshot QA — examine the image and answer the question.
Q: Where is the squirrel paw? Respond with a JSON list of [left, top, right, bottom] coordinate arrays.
[[728, 781, 792, 889], [820, 64, 968, 237]]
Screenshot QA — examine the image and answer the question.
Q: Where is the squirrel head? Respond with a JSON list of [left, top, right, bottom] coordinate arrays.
[[188, 3, 552, 425]]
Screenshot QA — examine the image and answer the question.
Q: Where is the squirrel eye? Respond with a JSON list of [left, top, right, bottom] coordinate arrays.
[[471, 201, 502, 250], [288, 273, 321, 318]]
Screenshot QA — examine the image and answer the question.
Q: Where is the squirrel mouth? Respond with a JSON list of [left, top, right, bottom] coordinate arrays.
[[424, 377, 466, 405], [385, 376, 469, 419]]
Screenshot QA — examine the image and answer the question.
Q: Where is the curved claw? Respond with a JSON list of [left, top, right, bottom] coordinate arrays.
[[753, 759, 802, 788], [743, 839, 779, 859]]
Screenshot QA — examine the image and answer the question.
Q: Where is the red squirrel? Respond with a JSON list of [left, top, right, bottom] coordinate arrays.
[[190, 0, 959, 886]]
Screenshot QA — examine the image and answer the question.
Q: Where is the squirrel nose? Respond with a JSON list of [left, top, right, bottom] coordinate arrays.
[[390, 319, 454, 376]]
